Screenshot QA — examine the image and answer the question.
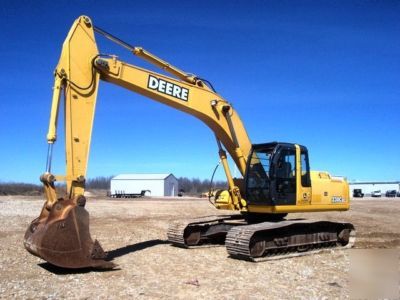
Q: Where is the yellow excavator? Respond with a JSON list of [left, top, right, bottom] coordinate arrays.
[[24, 16, 355, 269]]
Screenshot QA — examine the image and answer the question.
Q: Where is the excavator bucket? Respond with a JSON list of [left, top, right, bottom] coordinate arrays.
[[24, 198, 115, 269]]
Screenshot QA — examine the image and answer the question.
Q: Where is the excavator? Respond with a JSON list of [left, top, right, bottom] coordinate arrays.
[[24, 16, 355, 269]]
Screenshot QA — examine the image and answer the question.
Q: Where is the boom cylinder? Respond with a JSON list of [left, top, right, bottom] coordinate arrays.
[[216, 137, 241, 209], [221, 105, 247, 174], [46, 75, 63, 143]]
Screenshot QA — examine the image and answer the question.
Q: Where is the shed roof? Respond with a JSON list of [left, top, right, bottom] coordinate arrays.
[[112, 173, 176, 180]]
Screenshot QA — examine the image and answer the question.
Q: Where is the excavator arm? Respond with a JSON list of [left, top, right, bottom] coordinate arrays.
[[24, 16, 252, 268]]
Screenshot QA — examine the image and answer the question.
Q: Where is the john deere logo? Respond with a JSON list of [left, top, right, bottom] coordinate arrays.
[[148, 75, 189, 101]]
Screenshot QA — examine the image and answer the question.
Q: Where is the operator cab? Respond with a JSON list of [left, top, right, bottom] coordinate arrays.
[[245, 142, 311, 206]]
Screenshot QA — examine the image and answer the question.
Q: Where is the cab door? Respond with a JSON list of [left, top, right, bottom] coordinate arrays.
[[296, 145, 312, 205], [270, 145, 297, 205]]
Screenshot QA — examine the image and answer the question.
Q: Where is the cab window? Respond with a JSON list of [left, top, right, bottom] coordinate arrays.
[[275, 149, 296, 194], [300, 151, 311, 187]]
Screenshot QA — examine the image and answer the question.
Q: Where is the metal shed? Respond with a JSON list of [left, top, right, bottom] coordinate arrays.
[[110, 173, 179, 197]]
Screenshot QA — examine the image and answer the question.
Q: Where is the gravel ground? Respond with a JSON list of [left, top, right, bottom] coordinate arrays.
[[0, 196, 399, 299]]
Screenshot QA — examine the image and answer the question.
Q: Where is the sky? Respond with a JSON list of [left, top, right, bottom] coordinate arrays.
[[0, 0, 399, 183]]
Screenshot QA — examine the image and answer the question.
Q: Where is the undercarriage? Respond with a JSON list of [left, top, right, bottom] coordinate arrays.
[[167, 215, 355, 261]]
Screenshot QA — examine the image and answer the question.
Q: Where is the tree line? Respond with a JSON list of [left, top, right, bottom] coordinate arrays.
[[0, 182, 42, 196], [177, 177, 227, 194], [0, 176, 227, 195]]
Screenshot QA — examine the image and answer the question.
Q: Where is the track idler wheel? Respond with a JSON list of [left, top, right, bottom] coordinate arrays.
[[24, 197, 115, 269], [250, 240, 266, 257], [184, 228, 201, 246]]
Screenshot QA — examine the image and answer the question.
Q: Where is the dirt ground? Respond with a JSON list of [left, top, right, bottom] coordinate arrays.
[[0, 195, 399, 299]]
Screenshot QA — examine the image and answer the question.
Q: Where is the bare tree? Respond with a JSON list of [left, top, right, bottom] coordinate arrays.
[[0, 182, 42, 196], [178, 177, 227, 194], [86, 176, 113, 189]]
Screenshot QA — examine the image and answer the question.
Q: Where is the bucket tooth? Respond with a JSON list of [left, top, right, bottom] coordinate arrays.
[[24, 198, 115, 269]]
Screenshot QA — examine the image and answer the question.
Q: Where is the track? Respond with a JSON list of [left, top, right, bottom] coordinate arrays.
[[225, 220, 355, 261], [167, 215, 244, 247], [168, 217, 355, 261]]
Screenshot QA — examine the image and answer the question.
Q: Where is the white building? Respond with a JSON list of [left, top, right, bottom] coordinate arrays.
[[349, 181, 400, 196], [110, 173, 179, 197]]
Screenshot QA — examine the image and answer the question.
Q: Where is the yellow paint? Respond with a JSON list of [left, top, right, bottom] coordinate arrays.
[[247, 203, 349, 213]]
